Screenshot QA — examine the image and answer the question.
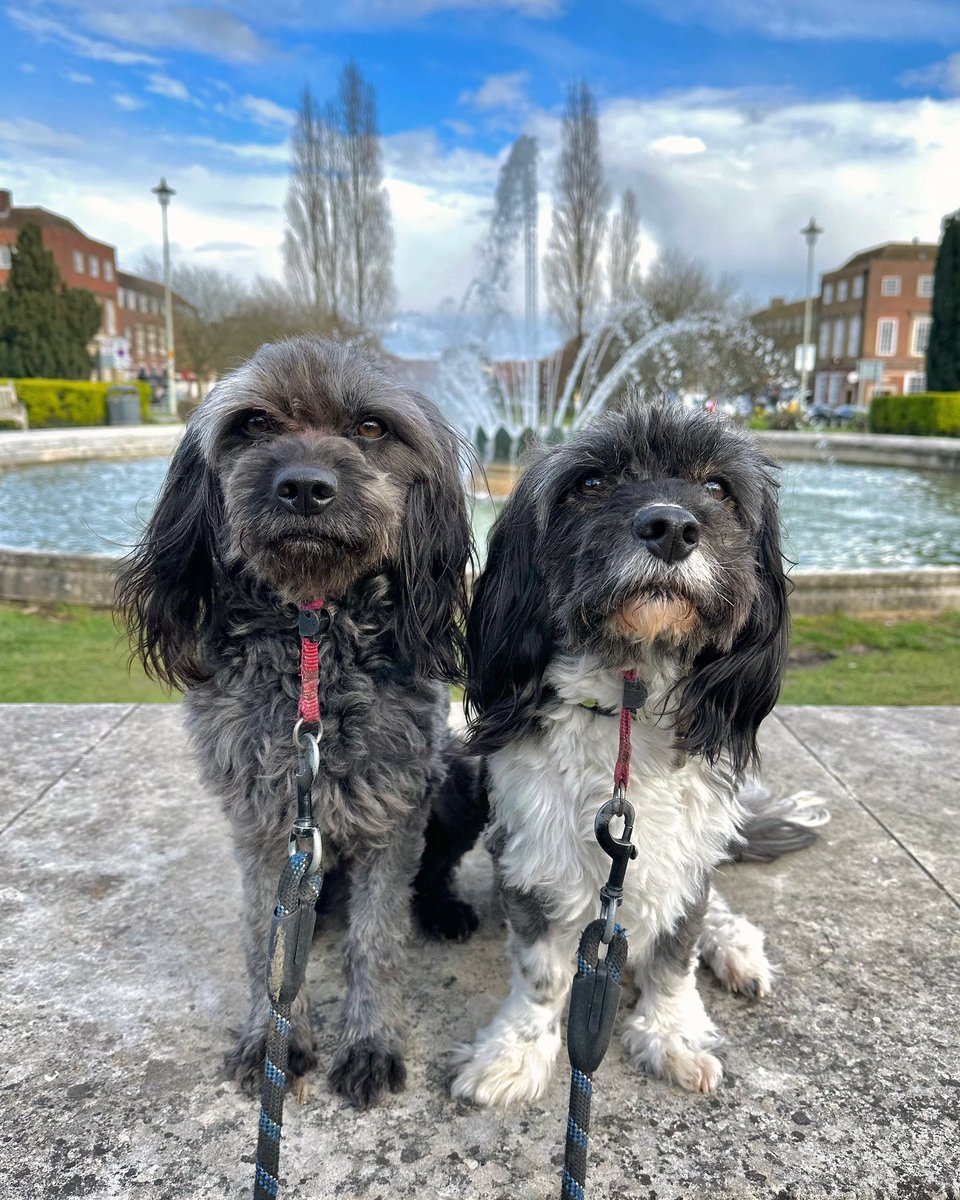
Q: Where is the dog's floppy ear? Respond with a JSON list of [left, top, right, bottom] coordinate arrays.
[[116, 423, 224, 689], [393, 427, 472, 683], [674, 490, 789, 775], [465, 467, 555, 754]]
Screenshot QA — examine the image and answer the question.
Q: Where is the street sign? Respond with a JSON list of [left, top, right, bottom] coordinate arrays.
[[794, 343, 816, 372]]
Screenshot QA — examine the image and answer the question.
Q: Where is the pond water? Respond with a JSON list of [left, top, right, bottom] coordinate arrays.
[[1, 456, 959, 571]]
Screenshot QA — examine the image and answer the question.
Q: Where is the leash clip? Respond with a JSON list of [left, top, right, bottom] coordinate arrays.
[[595, 798, 638, 944]]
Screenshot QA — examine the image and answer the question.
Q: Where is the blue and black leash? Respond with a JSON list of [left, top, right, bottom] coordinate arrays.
[[253, 604, 327, 1200], [561, 670, 644, 1200]]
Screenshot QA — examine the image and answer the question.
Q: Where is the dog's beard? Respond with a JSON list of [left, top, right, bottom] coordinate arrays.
[[251, 534, 391, 602], [611, 588, 700, 644]]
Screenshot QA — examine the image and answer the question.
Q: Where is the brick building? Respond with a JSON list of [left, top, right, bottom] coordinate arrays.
[[0, 187, 165, 380], [750, 296, 819, 360], [813, 240, 937, 409], [117, 270, 168, 378]]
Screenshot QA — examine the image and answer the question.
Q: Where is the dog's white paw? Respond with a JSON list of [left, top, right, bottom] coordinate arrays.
[[704, 918, 773, 999], [622, 1024, 723, 1094], [451, 1027, 559, 1108]]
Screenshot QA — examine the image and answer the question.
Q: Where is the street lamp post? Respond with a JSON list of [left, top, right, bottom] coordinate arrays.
[[152, 177, 177, 417], [799, 217, 823, 410]]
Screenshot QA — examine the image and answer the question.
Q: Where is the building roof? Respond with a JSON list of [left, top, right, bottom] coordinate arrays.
[[837, 241, 938, 271], [751, 296, 811, 322], [117, 270, 166, 299], [0, 201, 113, 252]]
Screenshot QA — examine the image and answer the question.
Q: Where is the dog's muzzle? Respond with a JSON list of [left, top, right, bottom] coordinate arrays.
[[274, 467, 339, 517]]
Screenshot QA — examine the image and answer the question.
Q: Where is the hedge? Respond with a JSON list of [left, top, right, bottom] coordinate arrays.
[[869, 392, 960, 437], [2, 379, 152, 429]]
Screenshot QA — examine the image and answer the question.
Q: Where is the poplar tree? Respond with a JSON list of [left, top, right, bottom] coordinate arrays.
[[543, 81, 609, 346], [609, 188, 642, 306]]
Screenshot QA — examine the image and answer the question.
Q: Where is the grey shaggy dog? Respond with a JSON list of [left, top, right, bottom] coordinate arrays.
[[117, 337, 485, 1110]]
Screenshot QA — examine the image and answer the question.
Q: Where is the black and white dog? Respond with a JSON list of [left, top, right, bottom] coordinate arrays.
[[118, 338, 484, 1110], [453, 399, 815, 1106]]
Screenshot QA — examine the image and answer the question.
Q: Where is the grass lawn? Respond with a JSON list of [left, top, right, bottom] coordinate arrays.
[[1, 603, 958, 707], [0, 603, 173, 704]]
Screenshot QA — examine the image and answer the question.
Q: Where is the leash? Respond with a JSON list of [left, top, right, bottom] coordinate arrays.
[[561, 670, 645, 1200], [253, 600, 327, 1200]]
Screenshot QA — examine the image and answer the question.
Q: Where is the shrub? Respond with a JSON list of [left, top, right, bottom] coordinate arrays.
[[869, 392, 960, 437], [8, 379, 152, 429]]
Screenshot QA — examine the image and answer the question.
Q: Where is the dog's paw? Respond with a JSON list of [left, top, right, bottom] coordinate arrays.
[[704, 920, 773, 999], [622, 1024, 724, 1094], [225, 1029, 317, 1096], [451, 1029, 559, 1108], [416, 893, 479, 942], [329, 1037, 406, 1110]]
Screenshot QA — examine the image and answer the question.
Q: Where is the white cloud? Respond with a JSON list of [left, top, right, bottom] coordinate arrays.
[[113, 93, 145, 112], [630, 0, 960, 41], [900, 54, 960, 96], [649, 134, 706, 155], [76, 5, 270, 63], [460, 70, 530, 112], [61, 69, 95, 85], [239, 95, 296, 129], [175, 135, 289, 165], [0, 118, 82, 153], [19, 63, 38, 74], [7, 8, 162, 64], [146, 73, 196, 105]]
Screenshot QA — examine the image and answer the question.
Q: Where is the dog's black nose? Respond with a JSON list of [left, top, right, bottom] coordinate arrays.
[[632, 504, 700, 562], [274, 468, 338, 516]]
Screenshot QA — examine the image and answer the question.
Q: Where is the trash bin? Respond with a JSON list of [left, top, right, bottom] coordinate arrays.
[[105, 385, 143, 426]]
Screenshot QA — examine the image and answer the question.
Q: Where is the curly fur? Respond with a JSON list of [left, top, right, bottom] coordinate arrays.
[[117, 337, 485, 1110]]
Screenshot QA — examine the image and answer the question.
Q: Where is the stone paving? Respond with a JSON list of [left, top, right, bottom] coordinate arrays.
[[0, 703, 957, 1200]]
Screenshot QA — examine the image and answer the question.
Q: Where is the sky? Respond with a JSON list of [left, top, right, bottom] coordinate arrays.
[[4, 0, 960, 354]]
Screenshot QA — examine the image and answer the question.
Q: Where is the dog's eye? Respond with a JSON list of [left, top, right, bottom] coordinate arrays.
[[242, 412, 273, 437], [578, 473, 605, 495], [704, 478, 730, 501], [356, 419, 386, 440]]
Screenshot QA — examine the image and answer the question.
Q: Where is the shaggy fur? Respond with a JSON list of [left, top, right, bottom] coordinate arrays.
[[453, 399, 818, 1107], [117, 337, 485, 1110]]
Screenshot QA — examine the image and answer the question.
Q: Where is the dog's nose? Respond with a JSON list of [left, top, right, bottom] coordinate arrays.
[[274, 468, 338, 516], [632, 504, 700, 562]]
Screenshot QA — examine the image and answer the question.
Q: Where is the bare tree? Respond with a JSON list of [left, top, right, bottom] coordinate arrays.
[[283, 84, 346, 326], [640, 248, 736, 323], [543, 81, 609, 345], [608, 188, 641, 306], [338, 61, 394, 332]]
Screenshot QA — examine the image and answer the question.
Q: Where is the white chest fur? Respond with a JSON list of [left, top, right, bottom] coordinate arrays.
[[487, 655, 742, 957]]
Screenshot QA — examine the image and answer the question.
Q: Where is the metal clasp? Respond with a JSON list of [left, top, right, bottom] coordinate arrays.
[[595, 796, 638, 943]]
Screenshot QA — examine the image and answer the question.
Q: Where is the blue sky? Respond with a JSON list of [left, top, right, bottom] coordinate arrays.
[[4, 0, 960, 338]]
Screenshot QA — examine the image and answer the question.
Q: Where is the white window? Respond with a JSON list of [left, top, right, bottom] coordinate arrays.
[[823, 283, 834, 305], [847, 314, 862, 358], [917, 274, 934, 298], [151, 298, 161, 316], [818, 320, 831, 358], [911, 316, 932, 356], [104, 260, 113, 282], [832, 318, 845, 358], [0, 245, 10, 270], [104, 298, 116, 336], [904, 372, 927, 394], [876, 318, 898, 356], [827, 373, 843, 406], [881, 275, 901, 296], [139, 294, 149, 313], [147, 327, 157, 356], [837, 280, 848, 303], [124, 326, 132, 343], [813, 374, 828, 405], [89, 255, 99, 279], [73, 250, 84, 274], [159, 331, 166, 355], [853, 274, 864, 299], [135, 325, 145, 356]]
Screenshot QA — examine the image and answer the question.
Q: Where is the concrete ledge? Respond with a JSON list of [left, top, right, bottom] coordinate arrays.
[[0, 546, 120, 607], [3, 544, 958, 617], [0, 424, 182, 466], [757, 430, 960, 472]]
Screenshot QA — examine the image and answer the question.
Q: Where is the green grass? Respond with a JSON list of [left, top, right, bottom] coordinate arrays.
[[1, 603, 958, 707], [0, 603, 174, 704], [782, 612, 960, 705]]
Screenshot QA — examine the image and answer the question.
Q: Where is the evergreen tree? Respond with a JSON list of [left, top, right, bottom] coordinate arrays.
[[0, 223, 99, 378], [927, 210, 960, 392]]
